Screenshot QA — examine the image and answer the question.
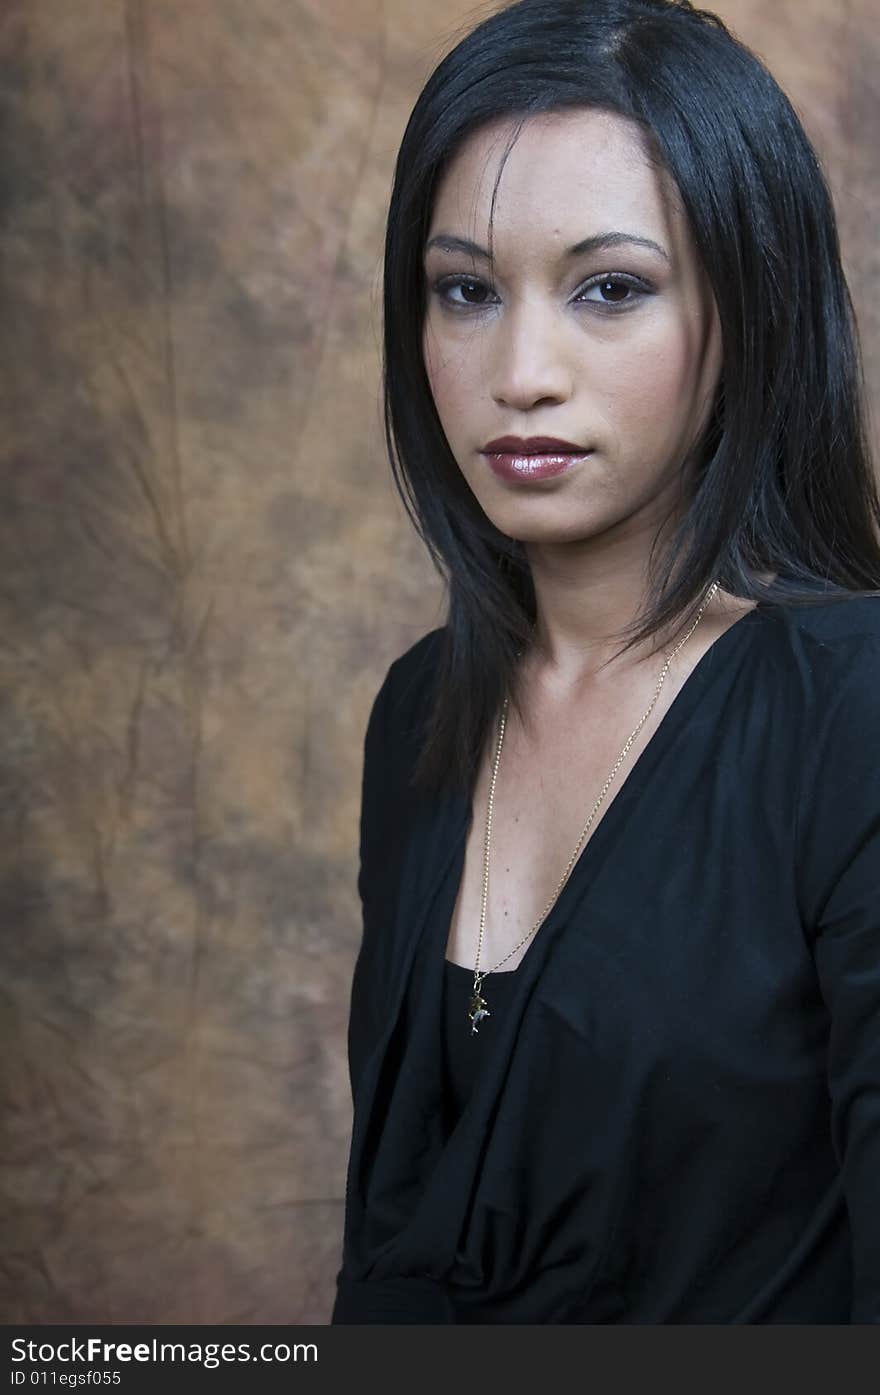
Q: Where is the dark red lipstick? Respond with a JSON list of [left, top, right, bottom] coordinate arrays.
[[480, 435, 590, 482]]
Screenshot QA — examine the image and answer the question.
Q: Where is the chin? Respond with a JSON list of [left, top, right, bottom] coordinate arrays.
[[486, 513, 610, 547], [471, 488, 601, 534]]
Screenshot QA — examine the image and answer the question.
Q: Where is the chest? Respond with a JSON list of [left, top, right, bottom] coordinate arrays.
[[438, 713, 812, 1097], [443, 606, 762, 974], [445, 681, 682, 973]]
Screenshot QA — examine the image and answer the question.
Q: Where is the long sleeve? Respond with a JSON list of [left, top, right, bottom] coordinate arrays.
[[797, 632, 880, 1323], [347, 628, 445, 1103], [348, 658, 396, 1104], [333, 630, 460, 1324], [335, 598, 880, 1324]]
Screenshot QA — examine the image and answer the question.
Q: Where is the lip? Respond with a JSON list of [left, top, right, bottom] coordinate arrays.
[[482, 435, 587, 454], [480, 435, 590, 483]]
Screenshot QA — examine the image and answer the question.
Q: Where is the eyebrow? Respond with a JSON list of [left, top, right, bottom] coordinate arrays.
[[424, 230, 671, 264]]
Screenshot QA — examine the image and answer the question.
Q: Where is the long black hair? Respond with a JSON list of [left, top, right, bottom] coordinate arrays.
[[382, 0, 880, 795]]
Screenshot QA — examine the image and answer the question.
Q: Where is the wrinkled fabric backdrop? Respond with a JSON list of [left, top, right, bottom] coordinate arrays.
[[0, 0, 877, 1324]]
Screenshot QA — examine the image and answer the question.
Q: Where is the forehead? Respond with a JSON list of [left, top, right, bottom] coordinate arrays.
[[428, 108, 688, 264]]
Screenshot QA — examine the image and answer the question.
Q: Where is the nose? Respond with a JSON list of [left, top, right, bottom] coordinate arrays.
[[489, 298, 573, 410]]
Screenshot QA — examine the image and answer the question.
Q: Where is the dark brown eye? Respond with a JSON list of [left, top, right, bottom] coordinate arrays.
[[458, 280, 489, 304], [576, 274, 650, 310], [432, 275, 496, 309], [597, 279, 630, 302]]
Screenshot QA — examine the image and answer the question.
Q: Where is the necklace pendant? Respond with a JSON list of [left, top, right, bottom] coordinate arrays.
[[468, 984, 490, 1035]]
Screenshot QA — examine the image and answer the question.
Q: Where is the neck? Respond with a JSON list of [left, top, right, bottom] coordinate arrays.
[[523, 532, 679, 689]]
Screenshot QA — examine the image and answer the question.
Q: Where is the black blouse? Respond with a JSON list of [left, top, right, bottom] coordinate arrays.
[[407, 844, 523, 1128], [332, 594, 880, 1324], [443, 958, 521, 1124]]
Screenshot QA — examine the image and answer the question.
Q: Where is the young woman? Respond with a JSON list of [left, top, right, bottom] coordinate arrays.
[[332, 0, 880, 1324]]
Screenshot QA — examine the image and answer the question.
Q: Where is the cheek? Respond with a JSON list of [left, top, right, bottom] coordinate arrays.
[[422, 327, 472, 434], [422, 325, 443, 404], [591, 324, 704, 442]]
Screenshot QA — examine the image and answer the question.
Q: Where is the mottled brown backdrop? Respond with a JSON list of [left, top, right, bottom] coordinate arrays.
[[1, 0, 877, 1323]]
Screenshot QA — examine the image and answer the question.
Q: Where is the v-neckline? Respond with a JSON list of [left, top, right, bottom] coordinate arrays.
[[348, 601, 775, 1273], [443, 599, 770, 982]]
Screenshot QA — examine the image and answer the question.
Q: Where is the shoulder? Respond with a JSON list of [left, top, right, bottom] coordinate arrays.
[[379, 625, 448, 727], [782, 596, 880, 932], [361, 625, 447, 782], [732, 596, 880, 836], [765, 591, 880, 647], [386, 624, 447, 686], [765, 594, 880, 838], [757, 593, 880, 705]]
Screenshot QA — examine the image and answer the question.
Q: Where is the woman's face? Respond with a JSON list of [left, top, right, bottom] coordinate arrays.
[[421, 108, 722, 550]]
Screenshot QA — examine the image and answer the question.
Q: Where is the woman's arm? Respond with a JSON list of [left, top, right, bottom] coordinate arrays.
[[347, 626, 445, 1100], [797, 632, 880, 1323]]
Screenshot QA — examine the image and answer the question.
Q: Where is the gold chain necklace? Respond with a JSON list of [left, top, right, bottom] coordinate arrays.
[[467, 580, 721, 1034]]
